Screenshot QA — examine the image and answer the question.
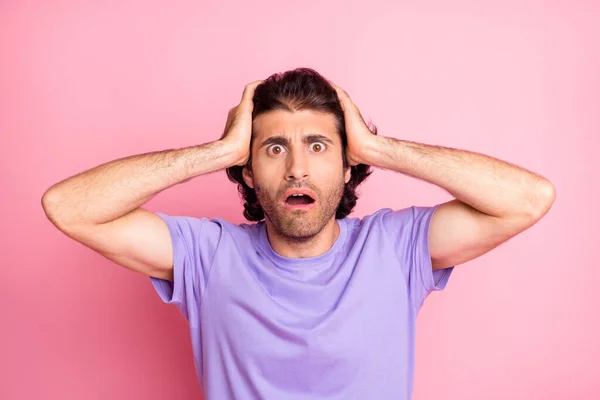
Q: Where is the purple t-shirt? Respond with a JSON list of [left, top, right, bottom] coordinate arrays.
[[150, 205, 454, 399]]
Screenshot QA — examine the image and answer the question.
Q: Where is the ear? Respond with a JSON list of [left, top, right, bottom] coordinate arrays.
[[344, 166, 351, 184], [242, 165, 255, 189]]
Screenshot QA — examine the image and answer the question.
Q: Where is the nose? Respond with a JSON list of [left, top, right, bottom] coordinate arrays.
[[285, 148, 310, 181]]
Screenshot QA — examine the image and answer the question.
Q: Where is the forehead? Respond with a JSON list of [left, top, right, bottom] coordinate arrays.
[[252, 109, 339, 142]]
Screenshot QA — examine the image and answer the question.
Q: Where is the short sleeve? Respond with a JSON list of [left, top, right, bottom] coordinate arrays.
[[382, 204, 454, 310], [150, 212, 222, 324]]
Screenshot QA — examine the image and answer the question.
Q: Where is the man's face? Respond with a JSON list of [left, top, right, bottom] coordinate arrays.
[[242, 109, 351, 240]]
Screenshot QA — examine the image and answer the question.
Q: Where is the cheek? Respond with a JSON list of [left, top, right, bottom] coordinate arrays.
[[312, 156, 345, 177], [251, 160, 282, 195], [252, 160, 280, 183]]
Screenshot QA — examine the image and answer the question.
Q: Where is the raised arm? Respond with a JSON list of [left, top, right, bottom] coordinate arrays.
[[41, 80, 262, 281], [333, 84, 555, 271]]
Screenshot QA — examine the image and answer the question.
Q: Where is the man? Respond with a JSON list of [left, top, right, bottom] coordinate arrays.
[[41, 68, 556, 399]]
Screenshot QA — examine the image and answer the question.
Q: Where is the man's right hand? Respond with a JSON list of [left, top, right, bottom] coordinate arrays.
[[220, 80, 264, 167], [41, 79, 265, 281]]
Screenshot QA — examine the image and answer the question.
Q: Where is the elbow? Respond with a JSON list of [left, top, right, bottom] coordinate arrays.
[[41, 191, 56, 221], [529, 180, 556, 220], [41, 189, 64, 227]]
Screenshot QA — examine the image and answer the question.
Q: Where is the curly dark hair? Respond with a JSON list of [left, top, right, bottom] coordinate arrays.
[[226, 67, 377, 221]]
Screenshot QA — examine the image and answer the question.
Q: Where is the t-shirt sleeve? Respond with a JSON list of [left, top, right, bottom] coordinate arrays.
[[149, 212, 222, 323], [382, 204, 454, 310]]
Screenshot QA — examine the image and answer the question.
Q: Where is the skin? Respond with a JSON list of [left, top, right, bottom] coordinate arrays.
[[40, 79, 555, 283], [332, 84, 555, 271], [240, 82, 556, 272], [242, 109, 351, 258]]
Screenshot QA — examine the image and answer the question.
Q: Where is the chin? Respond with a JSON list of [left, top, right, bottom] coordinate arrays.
[[281, 224, 320, 240], [273, 210, 331, 239]]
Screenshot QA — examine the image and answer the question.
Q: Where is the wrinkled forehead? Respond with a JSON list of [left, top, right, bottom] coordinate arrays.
[[252, 109, 340, 143]]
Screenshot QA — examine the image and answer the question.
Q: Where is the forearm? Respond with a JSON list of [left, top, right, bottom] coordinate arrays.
[[362, 136, 555, 219], [42, 140, 236, 227]]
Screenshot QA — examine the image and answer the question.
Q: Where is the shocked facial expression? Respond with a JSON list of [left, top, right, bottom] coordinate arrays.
[[242, 109, 351, 240]]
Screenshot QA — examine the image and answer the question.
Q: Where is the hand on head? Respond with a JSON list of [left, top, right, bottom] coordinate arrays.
[[220, 80, 264, 167]]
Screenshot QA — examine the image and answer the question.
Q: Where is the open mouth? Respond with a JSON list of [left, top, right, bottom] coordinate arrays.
[[284, 193, 315, 206]]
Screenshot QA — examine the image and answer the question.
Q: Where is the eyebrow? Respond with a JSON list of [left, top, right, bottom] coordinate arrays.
[[258, 134, 335, 149]]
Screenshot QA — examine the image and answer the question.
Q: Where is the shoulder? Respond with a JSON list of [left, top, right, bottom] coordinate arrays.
[[156, 212, 260, 248], [215, 217, 263, 246], [344, 207, 412, 229], [344, 205, 441, 236]]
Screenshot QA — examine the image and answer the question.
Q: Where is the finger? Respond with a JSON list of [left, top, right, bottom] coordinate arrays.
[[332, 84, 361, 117], [332, 83, 345, 95], [237, 80, 263, 115], [241, 80, 264, 103], [332, 84, 351, 101], [332, 84, 355, 110]]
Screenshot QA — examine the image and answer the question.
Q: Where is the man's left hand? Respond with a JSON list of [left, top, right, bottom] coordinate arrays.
[[333, 84, 376, 166]]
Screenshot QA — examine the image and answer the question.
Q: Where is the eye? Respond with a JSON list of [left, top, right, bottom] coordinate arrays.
[[267, 144, 285, 156], [310, 142, 326, 152]]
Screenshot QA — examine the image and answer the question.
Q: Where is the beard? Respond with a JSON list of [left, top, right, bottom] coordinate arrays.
[[254, 178, 345, 241]]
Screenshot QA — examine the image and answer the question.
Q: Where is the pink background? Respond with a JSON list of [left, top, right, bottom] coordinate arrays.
[[1, 1, 598, 399]]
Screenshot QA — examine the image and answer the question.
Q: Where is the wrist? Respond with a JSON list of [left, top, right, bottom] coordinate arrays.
[[216, 139, 248, 167], [358, 135, 385, 166]]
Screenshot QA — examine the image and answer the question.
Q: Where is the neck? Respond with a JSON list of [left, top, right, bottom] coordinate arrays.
[[265, 218, 340, 258]]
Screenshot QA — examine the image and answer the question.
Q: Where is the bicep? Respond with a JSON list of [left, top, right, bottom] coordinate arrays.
[[57, 207, 175, 281], [429, 199, 525, 270]]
